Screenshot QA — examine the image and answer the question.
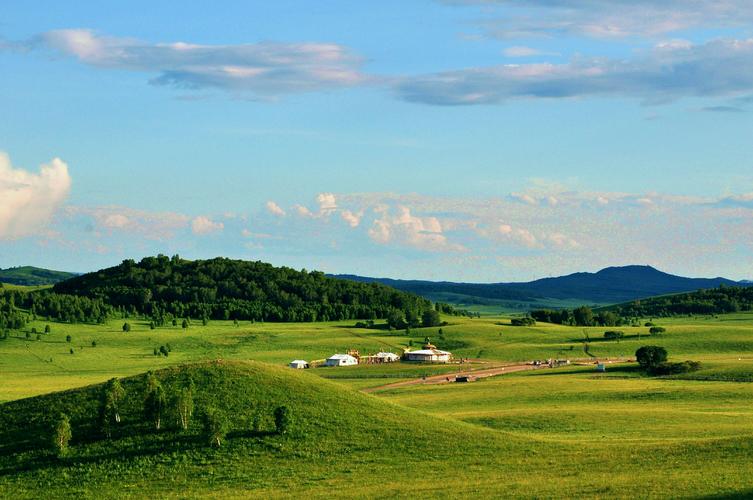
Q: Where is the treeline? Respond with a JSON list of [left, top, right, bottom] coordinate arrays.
[[47, 255, 435, 323], [530, 306, 621, 327], [607, 285, 753, 318]]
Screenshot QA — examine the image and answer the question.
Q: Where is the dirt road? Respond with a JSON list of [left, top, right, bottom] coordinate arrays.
[[361, 358, 629, 393]]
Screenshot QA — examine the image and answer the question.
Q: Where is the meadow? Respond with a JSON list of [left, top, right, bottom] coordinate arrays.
[[3, 312, 753, 497]]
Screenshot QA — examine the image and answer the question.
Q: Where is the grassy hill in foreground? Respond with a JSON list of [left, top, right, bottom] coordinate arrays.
[[3, 361, 753, 498], [0, 266, 76, 286]]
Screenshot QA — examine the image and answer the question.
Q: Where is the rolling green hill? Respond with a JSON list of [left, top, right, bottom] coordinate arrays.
[[48, 255, 433, 323], [0, 266, 77, 286]]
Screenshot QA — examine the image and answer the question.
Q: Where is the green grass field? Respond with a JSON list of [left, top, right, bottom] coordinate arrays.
[[3, 313, 753, 497]]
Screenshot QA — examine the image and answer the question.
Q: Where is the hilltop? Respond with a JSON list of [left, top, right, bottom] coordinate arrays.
[[50, 255, 432, 323], [0, 266, 77, 286], [336, 265, 745, 309]]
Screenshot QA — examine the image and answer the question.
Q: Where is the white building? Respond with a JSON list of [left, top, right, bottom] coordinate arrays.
[[325, 354, 358, 367], [374, 352, 400, 363], [289, 360, 309, 369], [404, 345, 452, 363]]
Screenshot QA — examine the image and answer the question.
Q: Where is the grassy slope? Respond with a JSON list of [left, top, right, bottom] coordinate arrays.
[[4, 314, 753, 497], [3, 361, 753, 499], [4, 313, 753, 401], [0, 266, 76, 286]]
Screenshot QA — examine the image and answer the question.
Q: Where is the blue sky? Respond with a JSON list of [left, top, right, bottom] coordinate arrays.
[[1, 0, 753, 281]]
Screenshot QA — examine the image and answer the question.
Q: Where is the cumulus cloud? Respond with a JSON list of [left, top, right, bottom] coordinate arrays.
[[442, 0, 753, 39], [316, 193, 338, 215], [396, 38, 753, 105], [27, 29, 367, 97], [367, 205, 465, 252], [340, 210, 362, 228], [191, 215, 224, 235], [0, 153, 71, 240], [69, 206, 190, 239], [265, 201, 286, 217]]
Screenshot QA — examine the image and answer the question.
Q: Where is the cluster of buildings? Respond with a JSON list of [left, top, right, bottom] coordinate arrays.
[[289, 342, 453, 369]]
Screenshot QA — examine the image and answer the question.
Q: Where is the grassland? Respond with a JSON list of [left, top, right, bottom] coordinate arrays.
[[3, 313, 753, 497]]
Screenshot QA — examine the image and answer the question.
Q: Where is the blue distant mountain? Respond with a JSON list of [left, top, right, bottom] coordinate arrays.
[[334, 265, 748, 307]]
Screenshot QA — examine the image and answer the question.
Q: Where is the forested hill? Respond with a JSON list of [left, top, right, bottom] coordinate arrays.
[[603, 285, 753, 318], [50, 255, 432, 323], [0, 266, 77, 286], [335, 265, 744, 307]]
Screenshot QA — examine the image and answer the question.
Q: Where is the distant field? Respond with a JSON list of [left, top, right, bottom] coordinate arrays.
[[4, 313, 753, 401]]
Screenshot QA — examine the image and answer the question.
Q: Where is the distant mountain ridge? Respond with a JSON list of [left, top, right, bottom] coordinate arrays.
[[334, 265, 749, 308], [0, 266, 78, 286]]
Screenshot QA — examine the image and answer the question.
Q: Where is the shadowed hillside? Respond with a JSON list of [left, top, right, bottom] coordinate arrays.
[[0, 267, 77, 286]]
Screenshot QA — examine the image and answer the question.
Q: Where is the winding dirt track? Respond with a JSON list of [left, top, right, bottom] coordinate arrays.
[[361, 358, 629, 393]]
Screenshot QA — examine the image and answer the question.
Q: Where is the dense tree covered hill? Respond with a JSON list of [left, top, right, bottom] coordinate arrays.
[[51, 255, 432, 322], [604, 285, 753, 318], [0, 266, 77, 286]]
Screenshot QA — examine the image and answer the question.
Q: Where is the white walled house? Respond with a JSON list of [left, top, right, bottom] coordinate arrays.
[[404, 343, 452, 363], [325, 354, 358, 367], [289, 360, 309, 369]]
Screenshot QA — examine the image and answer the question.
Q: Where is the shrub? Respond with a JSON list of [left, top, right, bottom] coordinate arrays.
[[649, 360, 702, 376], [511, 317, 536, 327], [645, 322, 655, 327], [603, 330, 624, 340], [635, 346, 668, 369], [274, 405, 292, 434], [65, 335, 72, 343], [91, 340, 97, 347], [44, 324, 51, 334], [203, 407, 227, 447], [122, 322, 131, 332], [649, 326, 666, 335]]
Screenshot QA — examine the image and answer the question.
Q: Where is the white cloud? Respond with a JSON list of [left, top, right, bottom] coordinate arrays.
[[316, 192, 338, 215], [397, 38, 753, 105], [30, 29, 367, 97], [367, 205, 465, 252], [0, 153, 71, 240], [69, 205, 190, 239], [191, 215, 224, 235], [443, 0, 753, 39], [265, 201, 286, 217], [503, 46, 556, 57], [293, 204, 313, 217], [341, 210, 361, 228]]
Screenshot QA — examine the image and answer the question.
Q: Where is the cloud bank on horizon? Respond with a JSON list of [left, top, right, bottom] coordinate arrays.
[[3, 152, 752, 281]]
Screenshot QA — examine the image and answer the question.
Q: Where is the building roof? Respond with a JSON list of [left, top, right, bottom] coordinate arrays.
[[327, 354, 357, 360], [290, 360, 308, 364], [375, 351, 399, 358], [407, 349, 451, 356]]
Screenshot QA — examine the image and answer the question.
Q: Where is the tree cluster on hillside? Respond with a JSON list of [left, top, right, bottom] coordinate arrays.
[[530, 306, 620, 327], [610, 285, 753, 318], [48, 255, 434, 323]]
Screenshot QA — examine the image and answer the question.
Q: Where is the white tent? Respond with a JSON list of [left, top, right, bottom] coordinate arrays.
[[325, 354, 358, 367], [375, 352, 400, 363], [289, 360, 309, 369]]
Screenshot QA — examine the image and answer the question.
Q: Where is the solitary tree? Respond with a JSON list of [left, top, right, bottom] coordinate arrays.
[[174, 382, 194, 430], [45, 324, 51, 334], [66, 335, 72, 343], [144, 373, 167, 430], [100, 378, 125, 437], [181, 319, 188, 330], [52, 413, 72, 457], [203, 407, 227, 447], [122, 322, 131, 332], [274, 406, 291, 435], [635, 346, 668, 370], [422, 309, 441, 328]]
